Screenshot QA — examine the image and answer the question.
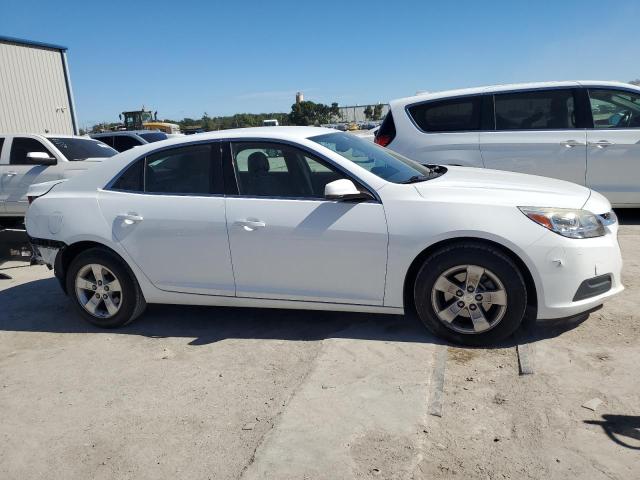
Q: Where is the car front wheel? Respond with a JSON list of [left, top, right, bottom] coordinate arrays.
[[66, 248, 146, 328], [414, 242, 527, 346]]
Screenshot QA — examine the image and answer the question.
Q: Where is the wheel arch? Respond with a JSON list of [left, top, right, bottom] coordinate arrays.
[[402, 237, 538, 316], [56, 240, 136, 294]]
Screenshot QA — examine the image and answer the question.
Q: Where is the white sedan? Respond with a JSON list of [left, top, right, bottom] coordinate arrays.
[[26, 127, 623, 345]]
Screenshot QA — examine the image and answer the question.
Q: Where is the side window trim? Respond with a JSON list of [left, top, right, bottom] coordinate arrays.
[[573, 88, 593, 129], [105, 140, 225, 196], [224, 139, 380, 202]]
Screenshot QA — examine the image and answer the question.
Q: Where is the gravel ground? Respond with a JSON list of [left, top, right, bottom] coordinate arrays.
[[1, 211, 639, 479]]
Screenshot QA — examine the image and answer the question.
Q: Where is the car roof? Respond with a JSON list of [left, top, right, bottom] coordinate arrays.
[[55, 126, 384, 194], [390, 80, 640, 107], [91, 130, 159, 136]]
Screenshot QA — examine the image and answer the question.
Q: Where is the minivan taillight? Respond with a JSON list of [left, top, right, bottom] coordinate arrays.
[[374, 112, 396, 147]]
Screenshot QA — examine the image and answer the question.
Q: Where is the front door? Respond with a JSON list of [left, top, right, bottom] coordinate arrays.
[[225, 141, 388, 305], [586, 88, 640, 206], [2, 137, 62, 216], [480, 88, 587, 185], [97, 142, 236, 296]]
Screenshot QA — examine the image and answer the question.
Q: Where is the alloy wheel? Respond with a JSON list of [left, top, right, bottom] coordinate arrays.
[[430, 264, 508, 334], [75, 263, 123, 319]]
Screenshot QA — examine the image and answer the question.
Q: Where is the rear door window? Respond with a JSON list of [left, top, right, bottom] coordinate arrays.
[[494, 89, 576, 130], [9, 138, 55, 165], [110, 143, 222, 195], [407, 96, 481, 132]]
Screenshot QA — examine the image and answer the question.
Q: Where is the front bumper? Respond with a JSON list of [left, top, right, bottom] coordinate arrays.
[[529, 226, 624, 319]]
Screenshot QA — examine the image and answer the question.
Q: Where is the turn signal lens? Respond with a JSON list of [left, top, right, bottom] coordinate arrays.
[[519, 207, 606, 239]]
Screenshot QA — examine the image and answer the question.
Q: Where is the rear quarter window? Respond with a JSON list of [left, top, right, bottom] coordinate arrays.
[[408, 96, 482, 132]]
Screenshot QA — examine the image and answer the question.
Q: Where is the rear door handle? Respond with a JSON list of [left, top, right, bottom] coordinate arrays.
[[560, 140, 584, 148], [588, 140, 614, 148], [3, 171, 17, 177], [119, 213, 144, 224], [234, 219, 266, 231]]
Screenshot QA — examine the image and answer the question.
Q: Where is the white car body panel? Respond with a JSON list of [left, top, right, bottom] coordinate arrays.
[[385, 80, 640, 207], [480, 130, 587, 185], [25, 127, 623, 321], [586, 129, 640, 205], [226, 196, 388, 304], [97, 190, 235, 296]]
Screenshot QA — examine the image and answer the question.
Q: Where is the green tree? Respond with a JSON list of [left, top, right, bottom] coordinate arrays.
[[373, 104, 384, 121], [363, 105, 373, 120], [289, 101, 334, 125]]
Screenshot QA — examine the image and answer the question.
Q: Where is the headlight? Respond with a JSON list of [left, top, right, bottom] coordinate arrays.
[[518, 207, 606, 239]]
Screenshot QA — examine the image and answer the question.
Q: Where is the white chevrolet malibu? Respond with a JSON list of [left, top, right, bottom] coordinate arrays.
[[26, 127, 623, 345]]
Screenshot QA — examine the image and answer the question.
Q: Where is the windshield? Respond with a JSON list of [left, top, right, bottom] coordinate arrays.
[[139, 132, 169, 142], [48, 137, 118, 161], [310, 132, 432, 183]]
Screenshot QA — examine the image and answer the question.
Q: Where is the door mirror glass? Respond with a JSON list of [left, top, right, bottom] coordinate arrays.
[[26, 151, 57, 165], [324, 179, 371, 201]]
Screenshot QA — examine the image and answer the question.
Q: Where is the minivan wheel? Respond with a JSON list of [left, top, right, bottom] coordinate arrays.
[[66, 248, 146, 328], [414, 242, 527, 346]]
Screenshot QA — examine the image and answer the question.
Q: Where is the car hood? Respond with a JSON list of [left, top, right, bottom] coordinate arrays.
[[414, 166, 592, 210]]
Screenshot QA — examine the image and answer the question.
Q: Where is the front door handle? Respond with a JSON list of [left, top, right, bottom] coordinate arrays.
[[119, 213, 144, 225], [234, 219, 266, 231], [560, 140, 584, 148], [588, 140, 614, 148]]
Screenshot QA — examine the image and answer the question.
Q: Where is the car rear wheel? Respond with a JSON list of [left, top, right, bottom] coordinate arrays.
[[66, 248, 146, 328], [414, 242, 527, 346]]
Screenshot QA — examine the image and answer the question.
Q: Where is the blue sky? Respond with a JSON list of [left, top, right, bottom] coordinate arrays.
[[2, 0, 639, 128]]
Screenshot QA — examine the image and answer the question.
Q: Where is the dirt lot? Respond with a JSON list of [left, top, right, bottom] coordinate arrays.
[[1, 211, 639, 479]]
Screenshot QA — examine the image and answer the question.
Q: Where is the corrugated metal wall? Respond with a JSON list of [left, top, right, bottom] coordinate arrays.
[[0, 41, 74, 134]]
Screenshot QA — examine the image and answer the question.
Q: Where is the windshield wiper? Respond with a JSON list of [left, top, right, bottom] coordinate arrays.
[[401, 175, 430, 184]]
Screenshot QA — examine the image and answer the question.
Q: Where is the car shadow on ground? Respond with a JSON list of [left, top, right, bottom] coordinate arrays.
[[0, 277, 594, 348], [584, 415, 640, 450]]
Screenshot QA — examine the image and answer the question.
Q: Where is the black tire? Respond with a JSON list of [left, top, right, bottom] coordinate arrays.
[[65, 247, 146, 328], [414, 242, 527, 346]]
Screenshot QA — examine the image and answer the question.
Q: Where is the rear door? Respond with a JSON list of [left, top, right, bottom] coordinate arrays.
[[97, 141, 235, 296], [224, 140, 388, 305], [2, 137, 63, 216], [98, 142, 235, 296], [480, 88, 587, 184], [585, 88, 640, 205]]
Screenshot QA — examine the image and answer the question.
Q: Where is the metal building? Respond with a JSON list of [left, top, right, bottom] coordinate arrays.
[[337, 104, 390, 123], [0, 35, 77, 135]]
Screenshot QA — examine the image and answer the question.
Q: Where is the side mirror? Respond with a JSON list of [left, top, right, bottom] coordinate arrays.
[[27, 151, 57, 165], [324, 179, 373, 202]]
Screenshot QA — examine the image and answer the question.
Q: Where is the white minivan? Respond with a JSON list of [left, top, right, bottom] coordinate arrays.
[[377, 81, 640, 207]]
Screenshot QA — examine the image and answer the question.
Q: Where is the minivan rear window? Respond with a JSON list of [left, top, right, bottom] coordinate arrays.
[[408, 96, 481, 132]]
